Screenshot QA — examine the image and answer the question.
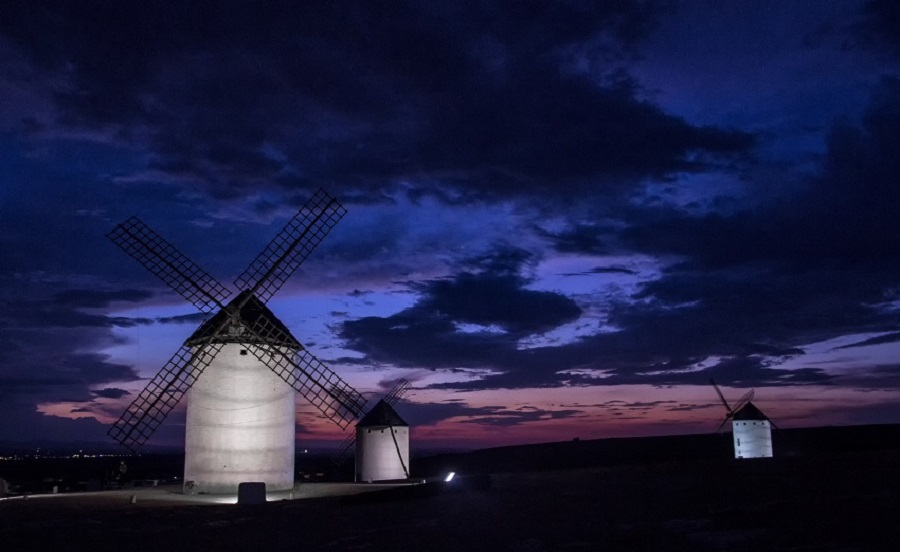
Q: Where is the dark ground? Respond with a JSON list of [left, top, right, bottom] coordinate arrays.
[[2, 426, 899, 551]]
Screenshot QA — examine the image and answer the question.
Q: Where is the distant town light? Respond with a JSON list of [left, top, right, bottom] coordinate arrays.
[[444, 471, 455, 482]]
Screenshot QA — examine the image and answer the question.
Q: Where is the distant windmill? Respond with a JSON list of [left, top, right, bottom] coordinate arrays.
[[710, 378, 776, 459], [332, 379, 412, 482], [107, 189, 367, 493]]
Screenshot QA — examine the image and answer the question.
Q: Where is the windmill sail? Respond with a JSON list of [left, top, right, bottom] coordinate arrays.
[[106, 188, 364, 458], [108, 343, 223, 452], [234, 188, 347, 304], [107, 217, 231, 314], [245, 310, 367, 426], [731, 389, 755, 414], [382, 379, 412, 406], [710, 378, 736, 432]]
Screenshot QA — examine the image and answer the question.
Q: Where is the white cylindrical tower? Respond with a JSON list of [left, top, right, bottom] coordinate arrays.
[[181, 292, 302, 494], [183, 343, 296, 494], [731, 402, 773, 459], [355, 400, 410, 482], [732, 420, 773, 458]]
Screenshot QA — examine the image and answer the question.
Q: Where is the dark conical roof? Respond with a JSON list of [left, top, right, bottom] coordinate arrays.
[[184, 290, 300, 348], [733, 401, 769, 421], [357, 399, 408, 428]]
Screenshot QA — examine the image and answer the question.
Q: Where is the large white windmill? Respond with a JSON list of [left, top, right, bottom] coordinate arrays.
[[107, 189, 367, 494], [711, 378, 776, 459]]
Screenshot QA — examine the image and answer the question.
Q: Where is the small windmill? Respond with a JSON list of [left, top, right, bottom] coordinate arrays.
[[710, 378, 776, 459], [107, 188, 367, 493], [332, 379, 412, 482]]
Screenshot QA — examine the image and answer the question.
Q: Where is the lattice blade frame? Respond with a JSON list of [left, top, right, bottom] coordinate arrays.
[[247, 344, 367, 429], [107, 217, 231, 314], [383, 379, 412, 406], [331, 431, 358, 466], [732, 389, 755, 413], [108, 343, 224, 453], [717, 414, 732, 433], [245, 313, 367, 429], [234, 188, 347, 304], [710, 378, 733, 414]]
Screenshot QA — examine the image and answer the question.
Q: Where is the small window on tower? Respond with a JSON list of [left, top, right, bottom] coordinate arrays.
[[240, 349, 248, 356]]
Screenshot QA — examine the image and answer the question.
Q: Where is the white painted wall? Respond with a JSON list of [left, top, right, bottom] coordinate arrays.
[[184, 344, 296, 494], [732, 420, 773, 459], [356, 426, 409, 482]]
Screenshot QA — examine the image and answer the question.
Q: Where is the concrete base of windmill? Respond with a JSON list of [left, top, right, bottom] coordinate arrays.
[[183, 480, 197, 495], [237, 482, 267, 505]]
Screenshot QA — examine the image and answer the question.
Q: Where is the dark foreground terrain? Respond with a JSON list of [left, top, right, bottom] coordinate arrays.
[[2, 447, 899, 551]]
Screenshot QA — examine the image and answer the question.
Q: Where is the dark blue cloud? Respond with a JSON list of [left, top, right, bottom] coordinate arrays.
[[627, 77, 900, 270], [155, 313, 209, 325], [51, 289, 154, 308], [834, 332, 900, 350], [0, 401, 112, 442], [618, 80, 900, 355], [562, 266, 638, 277], [862, 0, 900, 56], [340, 247, 581, 375], [417, 274, 581, 335], [91, 387, 131, 400], [0, 0, 751, 203], [456, 407, 584, 427], [396, 400, 584, 428], [339, 245, 833, 390], [536, 223, 609, 255]]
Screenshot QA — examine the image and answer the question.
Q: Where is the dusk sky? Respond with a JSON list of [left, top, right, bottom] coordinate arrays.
[[2, 1, 900, 450]]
